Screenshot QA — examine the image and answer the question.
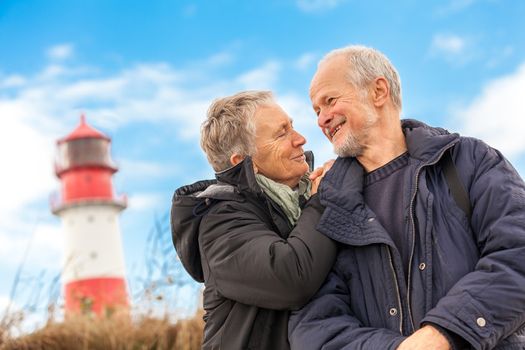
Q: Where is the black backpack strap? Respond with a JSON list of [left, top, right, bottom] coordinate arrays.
[[442, 148, 472, 221]]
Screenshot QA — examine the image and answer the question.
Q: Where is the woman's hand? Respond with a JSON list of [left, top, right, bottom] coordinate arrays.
[[310, 160, 335, 194]]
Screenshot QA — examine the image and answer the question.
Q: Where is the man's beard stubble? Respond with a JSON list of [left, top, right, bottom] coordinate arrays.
[[334, 132, 364, 158], [334, 106, 377, 158]]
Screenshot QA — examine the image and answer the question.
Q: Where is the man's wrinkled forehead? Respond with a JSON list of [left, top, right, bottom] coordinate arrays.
[[309, 68, 326, 102], [309, 73, 319, 99], [309, 56, 342, 98]]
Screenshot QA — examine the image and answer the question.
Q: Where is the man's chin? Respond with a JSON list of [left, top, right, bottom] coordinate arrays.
[[334, 144, 362, 158]]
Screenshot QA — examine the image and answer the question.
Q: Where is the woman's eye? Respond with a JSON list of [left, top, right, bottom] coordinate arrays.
[[277, 128, 290, 138]]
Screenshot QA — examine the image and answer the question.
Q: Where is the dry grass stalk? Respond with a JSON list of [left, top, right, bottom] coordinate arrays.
[[0, 311, 204, 350]]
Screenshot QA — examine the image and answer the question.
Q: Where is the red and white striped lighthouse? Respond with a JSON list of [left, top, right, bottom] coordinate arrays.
[[51, 115, 129, 317]]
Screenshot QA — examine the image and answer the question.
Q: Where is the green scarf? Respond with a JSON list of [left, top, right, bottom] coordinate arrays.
[[255, 173, 312, 226]]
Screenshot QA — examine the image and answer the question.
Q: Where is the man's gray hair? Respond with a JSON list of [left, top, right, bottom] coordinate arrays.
[[201, 90, 274, 172], [320, 45, 402, 110]]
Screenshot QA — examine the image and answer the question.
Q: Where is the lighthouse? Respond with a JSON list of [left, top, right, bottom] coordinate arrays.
[[51, 115, 129, 317]]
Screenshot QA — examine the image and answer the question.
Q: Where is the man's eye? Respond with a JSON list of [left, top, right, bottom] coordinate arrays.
[[327, 97, 335, 105]]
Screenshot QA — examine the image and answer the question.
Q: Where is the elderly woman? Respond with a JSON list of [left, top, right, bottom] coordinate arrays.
[[171, 91, 336, 350]]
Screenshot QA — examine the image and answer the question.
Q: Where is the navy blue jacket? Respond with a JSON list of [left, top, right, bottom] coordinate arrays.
[[289, 120, 525, 350]]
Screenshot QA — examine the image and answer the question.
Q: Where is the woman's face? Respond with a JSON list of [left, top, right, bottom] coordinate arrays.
[[252, 103, 309, 188]]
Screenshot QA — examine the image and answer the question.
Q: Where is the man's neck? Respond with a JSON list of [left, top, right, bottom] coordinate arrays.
[[357, 120, 407, 173]]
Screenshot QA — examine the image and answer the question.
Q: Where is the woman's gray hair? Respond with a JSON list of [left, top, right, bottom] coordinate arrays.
[[201, 90, 274, 172], [320, 45, 402, 110]]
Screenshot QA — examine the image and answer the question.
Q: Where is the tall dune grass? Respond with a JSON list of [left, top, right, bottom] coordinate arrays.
[[0, 310, 204, 350], [0, 213, 204, 349]]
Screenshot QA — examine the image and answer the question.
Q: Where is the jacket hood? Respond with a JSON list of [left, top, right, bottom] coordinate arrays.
[[171, 180, 215, 282], [171, 151, 315, 282]]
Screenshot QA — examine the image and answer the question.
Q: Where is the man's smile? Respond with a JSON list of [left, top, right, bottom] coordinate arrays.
[[325, 120, 346, 140]]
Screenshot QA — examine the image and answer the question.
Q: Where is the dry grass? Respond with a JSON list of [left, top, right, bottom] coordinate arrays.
[[1, 213, 204, 349], [0, 310, 204, 350]]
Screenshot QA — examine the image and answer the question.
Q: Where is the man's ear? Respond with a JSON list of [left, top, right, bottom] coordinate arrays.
[[371, 77, 389, 107], [229, 153, 245, 167]]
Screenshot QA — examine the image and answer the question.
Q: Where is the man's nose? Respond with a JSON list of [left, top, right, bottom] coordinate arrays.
[[318, 109, 333, 129]]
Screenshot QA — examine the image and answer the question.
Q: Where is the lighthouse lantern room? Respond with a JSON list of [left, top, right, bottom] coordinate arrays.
[[51, 115, 129, 317]]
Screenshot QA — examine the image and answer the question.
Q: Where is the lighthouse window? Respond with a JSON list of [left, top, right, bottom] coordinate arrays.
[[56, 138, 116, 170]]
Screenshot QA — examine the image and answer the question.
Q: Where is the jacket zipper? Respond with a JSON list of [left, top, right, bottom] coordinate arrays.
[[387, 246, 404, 334], [406, 142, 457, 331]]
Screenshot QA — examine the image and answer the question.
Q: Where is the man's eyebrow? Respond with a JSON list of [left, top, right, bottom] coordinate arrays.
[[311, 91, 323, 107]]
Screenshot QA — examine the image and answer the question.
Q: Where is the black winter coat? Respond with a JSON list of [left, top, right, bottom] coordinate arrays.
[[171, 155, 336, 349]]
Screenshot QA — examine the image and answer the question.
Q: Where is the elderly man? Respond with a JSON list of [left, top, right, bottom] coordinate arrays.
[[171, 91, 336, 349], [289, 45, 525, 349]]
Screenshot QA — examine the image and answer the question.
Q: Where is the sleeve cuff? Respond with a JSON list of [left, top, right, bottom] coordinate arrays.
[[423, 322, 470, 350]]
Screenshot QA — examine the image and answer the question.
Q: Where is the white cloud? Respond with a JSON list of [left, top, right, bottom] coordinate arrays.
[[204, 52, 233, 67], [454, 62, 525, 159], [127, 193, 164, 211], [47, 44, 74, 61], [1, 74, 26, 88], [0, 108, 58, 220], [429, 33, 477, 66], [431, 34, 466, 55], [236, 61, 281, 90], [0, 222, 62, 269], [296, 0, 347, 12], [294, 52, 318, 71], [118, 159, 169, 179], [435, 0, 477, 16]]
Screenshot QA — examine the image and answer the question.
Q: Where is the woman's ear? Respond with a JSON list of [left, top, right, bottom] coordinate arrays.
[[229, 153, 244, 167]]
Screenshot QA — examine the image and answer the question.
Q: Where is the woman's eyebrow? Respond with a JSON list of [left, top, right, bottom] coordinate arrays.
[[272, 121, 288, 136]]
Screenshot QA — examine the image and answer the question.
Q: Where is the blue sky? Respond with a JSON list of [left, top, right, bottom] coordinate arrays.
[[1, 0, 525, 329]]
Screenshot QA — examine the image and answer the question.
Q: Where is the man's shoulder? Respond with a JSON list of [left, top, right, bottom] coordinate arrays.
[[450, 135, 499, 170]]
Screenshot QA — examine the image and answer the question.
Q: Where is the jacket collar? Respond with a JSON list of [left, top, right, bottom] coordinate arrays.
[[402, 119, 459, 164], [215, 156, 263, 194]]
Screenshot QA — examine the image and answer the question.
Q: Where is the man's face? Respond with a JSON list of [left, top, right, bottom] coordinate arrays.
[[252, 103, 309, 188], [310, 55, 378, 157]]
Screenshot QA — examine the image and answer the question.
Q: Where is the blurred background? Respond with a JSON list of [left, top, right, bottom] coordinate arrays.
[[1, 0, 524, 341]]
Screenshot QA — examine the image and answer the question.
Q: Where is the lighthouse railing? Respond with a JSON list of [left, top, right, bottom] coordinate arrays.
[[50, 191, 128, 214]]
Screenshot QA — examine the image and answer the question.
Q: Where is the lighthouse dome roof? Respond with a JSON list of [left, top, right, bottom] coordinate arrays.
[[58, 115, 110, 144]]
